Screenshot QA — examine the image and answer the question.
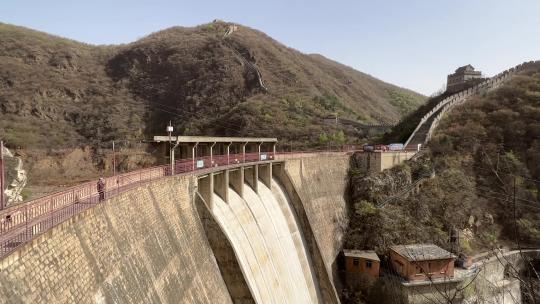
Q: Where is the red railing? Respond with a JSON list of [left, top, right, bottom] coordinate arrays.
[[1, 146, 398, 259], [0, 151, 278, 259]]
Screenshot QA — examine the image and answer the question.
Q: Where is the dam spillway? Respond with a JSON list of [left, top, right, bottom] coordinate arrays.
[[211, 178, 320, 303]]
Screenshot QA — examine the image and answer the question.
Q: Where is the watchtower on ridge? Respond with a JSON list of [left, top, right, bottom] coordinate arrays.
[[446, 64, 483, 93]]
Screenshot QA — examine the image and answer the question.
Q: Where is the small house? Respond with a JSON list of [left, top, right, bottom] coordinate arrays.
[[343, 249, 380, 278], [389, 244, 455, 282]]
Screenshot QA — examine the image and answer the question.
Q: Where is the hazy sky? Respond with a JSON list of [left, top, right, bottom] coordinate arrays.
[[2, 0, 539, 95]]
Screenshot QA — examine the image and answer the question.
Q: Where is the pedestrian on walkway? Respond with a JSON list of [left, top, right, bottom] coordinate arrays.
[[97, 178, 106, 202]]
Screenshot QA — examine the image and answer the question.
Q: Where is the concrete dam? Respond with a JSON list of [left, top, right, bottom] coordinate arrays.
[[0, 150, 351, 303]]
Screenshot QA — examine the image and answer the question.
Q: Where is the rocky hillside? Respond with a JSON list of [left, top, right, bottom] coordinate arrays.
[[346, 68, 540, 259], [0, 21, 425, 150]]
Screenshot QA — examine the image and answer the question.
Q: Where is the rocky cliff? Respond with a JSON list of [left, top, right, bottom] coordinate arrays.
[[1, 145, 27, 206]]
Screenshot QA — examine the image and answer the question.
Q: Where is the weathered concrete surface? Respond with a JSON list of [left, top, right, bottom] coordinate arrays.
[[466, 249, 540, 304], [282, 154, 350, 272], [0, 155, 353, 303], [273, 165, 341, 303], [209, 179, 320, 303], [195, 193, 255, 303], [0, 175, 232, 304]]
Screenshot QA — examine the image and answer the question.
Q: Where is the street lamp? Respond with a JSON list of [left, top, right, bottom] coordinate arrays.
[[167, 121, 174, 174]]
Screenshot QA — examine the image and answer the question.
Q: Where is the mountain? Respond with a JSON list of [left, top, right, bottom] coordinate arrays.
[[0, 21, 425, 149]]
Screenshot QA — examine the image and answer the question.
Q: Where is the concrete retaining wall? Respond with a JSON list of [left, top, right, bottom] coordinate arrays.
[[0, 175, 232, 304], [466, 250, 540, 304], [0, 154, 354, 303], [353, 151, 416, 173]]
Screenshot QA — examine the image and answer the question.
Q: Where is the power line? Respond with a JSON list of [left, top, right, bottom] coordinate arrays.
[[476, 192, 540, 212], [476, 187, 540, 207], [116, 95, 275, 135], [469, 164, 540, 185]]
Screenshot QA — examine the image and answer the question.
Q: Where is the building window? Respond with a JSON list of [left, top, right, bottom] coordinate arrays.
[[353, 258, 360, 266], [366, 260, 372, 269]]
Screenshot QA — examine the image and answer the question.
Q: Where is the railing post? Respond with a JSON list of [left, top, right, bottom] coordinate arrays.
[[258, 142, 262, 161], [226, 142, 231, 165], [48, 197, 52, 225], [192, 142, 199, 171], [25, 205, 28, 240], [170, 146, 175, 175]]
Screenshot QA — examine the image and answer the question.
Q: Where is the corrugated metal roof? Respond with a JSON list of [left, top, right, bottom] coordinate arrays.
[[343, 249, 380, 261], [153, 135, 277, 143], [390, 244, 455, 261]]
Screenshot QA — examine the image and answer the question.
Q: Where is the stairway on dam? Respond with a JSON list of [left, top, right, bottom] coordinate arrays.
[[211, 179, 320, 304]]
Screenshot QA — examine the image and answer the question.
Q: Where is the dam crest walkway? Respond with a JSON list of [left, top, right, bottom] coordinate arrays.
[[0, 150, 353, 259]]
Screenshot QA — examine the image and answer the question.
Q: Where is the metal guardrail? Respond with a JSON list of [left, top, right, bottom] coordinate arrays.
[[0, 146, 420, 259]]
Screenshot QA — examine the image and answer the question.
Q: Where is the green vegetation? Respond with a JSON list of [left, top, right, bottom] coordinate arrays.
[[0, 21, 426, 194], [313, 94, 358, 119], [318, 130, 346, 146], [382, 92, 451, 143], [347, 70, 540, 255], [387, 89, 425, 116]]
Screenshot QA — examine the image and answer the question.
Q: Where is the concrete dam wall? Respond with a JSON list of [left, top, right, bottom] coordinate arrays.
[[0, 156, 351, 303], [0, 175, 233, 304], [208, 178, 320, 303], [281, 154, 350, 272]]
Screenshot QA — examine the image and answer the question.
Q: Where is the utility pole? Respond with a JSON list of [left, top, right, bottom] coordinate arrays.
[[112, 140, 116, 176], [513, 176, 520, 245], [0, 140, 4, 210]]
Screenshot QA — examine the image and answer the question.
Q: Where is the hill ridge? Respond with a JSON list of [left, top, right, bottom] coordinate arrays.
[[0, 21, 425, 149]]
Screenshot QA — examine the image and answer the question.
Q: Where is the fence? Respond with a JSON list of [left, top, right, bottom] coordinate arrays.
[[0, 141, 446, 259]]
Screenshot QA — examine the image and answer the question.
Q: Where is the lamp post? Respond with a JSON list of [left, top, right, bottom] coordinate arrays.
[[167, 121, 174, 175]]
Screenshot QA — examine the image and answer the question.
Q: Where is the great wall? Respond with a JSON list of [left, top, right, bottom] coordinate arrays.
[[0, 61, 539, 303], [405, 60, 540, 148]]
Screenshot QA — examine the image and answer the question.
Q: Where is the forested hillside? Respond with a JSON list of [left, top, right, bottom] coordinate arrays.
[[347, 69, 540, 257]]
